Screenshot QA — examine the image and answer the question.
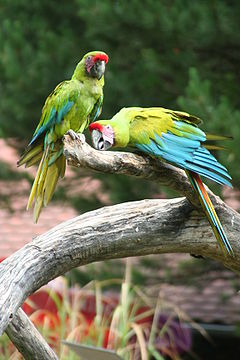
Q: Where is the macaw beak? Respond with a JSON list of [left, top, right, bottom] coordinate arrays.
[[91, 60, 106, 80], [91, 129, 113, 151]]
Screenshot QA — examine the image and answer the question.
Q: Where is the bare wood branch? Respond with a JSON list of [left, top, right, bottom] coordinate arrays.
[[6, 308, 59, 360], [63, 134, 214, 208], [0, 135, 239, 358], [1, 196, 239, 337]]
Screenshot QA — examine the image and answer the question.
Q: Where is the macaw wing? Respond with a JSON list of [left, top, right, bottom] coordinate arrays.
[[131, 109, 231, 187], [89, 95, 103, 124], [130, 107, 202, 125], [29, 81, 76, 145], [164, 109, 203, 126]]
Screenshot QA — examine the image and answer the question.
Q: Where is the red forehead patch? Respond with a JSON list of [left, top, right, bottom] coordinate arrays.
[[93, 53, 109, 64], [89, 122, 103, 132]]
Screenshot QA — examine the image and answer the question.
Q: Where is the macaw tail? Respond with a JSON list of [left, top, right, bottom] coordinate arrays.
[[187, 171, 234, 257], [17, 143, 66, 223]]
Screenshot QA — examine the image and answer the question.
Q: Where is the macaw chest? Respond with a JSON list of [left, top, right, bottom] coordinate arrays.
[[70, 94, 100, 132]]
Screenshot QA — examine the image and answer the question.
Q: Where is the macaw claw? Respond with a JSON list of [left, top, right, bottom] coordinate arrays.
[[66, 130, 85, 143]]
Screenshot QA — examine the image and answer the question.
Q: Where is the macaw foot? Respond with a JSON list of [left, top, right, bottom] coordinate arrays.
[[78, 133, 86, 143], [66, 130, 85, 143]]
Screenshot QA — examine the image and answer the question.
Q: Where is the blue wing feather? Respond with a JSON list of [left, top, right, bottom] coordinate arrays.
[[29, 100, 74, 146], [89, 95, 103, 123], [174, 121, 206, 140], [136, 124, 232, 187]]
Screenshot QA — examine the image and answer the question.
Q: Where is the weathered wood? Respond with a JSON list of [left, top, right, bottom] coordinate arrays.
[[1, 135, 239, 360], [1, 196, 239, 338], [6, 308, 59, 360], [63, 134, 216, 208]]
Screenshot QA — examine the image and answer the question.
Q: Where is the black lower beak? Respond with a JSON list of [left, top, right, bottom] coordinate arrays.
[[98, 139, 112, 150], [91, 129, 112, 151], [91, 60, 105, 80]]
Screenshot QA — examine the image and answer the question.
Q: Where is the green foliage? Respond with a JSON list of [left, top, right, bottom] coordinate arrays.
[[177, 68, 240, 186], [96, 172, 159, 204], [0, 333, 12, 360], [1, 0, 239, 137], [0, 0, 239, 210], [67, 258, 147, 288], [0, 268, 193, 359], [0, 0, 82, 139]]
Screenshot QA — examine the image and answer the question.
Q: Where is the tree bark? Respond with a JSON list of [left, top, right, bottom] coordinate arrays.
[[1, 197, 239, 337], [6, 308, 59, 360], [0, 135, 239, 358], [63, 134, 214, 208]]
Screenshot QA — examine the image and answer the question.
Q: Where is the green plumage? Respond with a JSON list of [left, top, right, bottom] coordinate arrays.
[[91, 107, 233, 256], [94, 107, 203, 147], [18, 50, 108, 222]]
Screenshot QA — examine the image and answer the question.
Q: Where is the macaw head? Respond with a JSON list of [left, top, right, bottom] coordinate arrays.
[[89, 121, 115, 150], [90, 109, 134, 150], [73, 51, 109, 81], [84, 51, 108, 80]]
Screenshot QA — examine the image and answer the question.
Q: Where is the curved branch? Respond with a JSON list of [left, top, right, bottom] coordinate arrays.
[[63, 134, 217, 208], [6, 308, 59, 360], [1, 196, 239, 336], [1, 135, 239, 359]]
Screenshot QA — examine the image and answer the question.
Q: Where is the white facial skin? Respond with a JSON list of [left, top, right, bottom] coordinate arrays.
[[91, 125, 114, 150]]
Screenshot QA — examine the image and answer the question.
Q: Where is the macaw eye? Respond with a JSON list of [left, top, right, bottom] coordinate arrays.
[[87, 56, 91, 60], [106, 125, 111, 130]]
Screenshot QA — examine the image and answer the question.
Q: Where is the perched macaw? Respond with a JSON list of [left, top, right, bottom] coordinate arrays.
[[18, 50, 109, 223], [89, 107, 233, 257]]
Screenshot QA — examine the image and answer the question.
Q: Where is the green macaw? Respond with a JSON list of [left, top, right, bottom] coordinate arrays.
[[89, 107, 234, 257], [18, 50, 109, 223]]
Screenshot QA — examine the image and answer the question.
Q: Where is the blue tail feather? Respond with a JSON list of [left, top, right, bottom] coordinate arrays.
[[187, 171, 234, 256]]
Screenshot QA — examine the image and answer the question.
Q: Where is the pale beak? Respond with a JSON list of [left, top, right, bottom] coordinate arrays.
[[91, 129, 113, 151]]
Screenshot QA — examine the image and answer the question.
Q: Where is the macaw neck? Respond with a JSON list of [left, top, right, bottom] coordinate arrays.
[[72, 63, 105, 89], [72, 61, 104, 87], [110, 122, 129, 148], [71, 61, 86, 80]]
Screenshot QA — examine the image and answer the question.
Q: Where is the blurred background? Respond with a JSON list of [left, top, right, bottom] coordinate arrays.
[[0, 1, 240, 359]]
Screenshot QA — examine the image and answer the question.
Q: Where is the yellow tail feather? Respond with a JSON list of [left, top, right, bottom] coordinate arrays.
[[25, 152, 43, 167], [43, 167, 59, 207], [206, 134, 233, 141], [204, 144, 227, 151], [17, 144, 42, 167], [27, 145, 49, 220], [43, 156, 62, 207], [33, 195, 44, 223], [34, 153, 66, 222], [36, 153, 49, 201], [27, 150, 47, 211], [187, 171, 234, 257], [59, 155, 66, 178], [24, 144, 66, 222]]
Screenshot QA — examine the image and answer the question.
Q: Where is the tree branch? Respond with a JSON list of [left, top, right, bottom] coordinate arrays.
[[63, 134, 213, 208], [1, 196, 239, 337], [0, 135, 239, 358], [6, 308, 59, 360]]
